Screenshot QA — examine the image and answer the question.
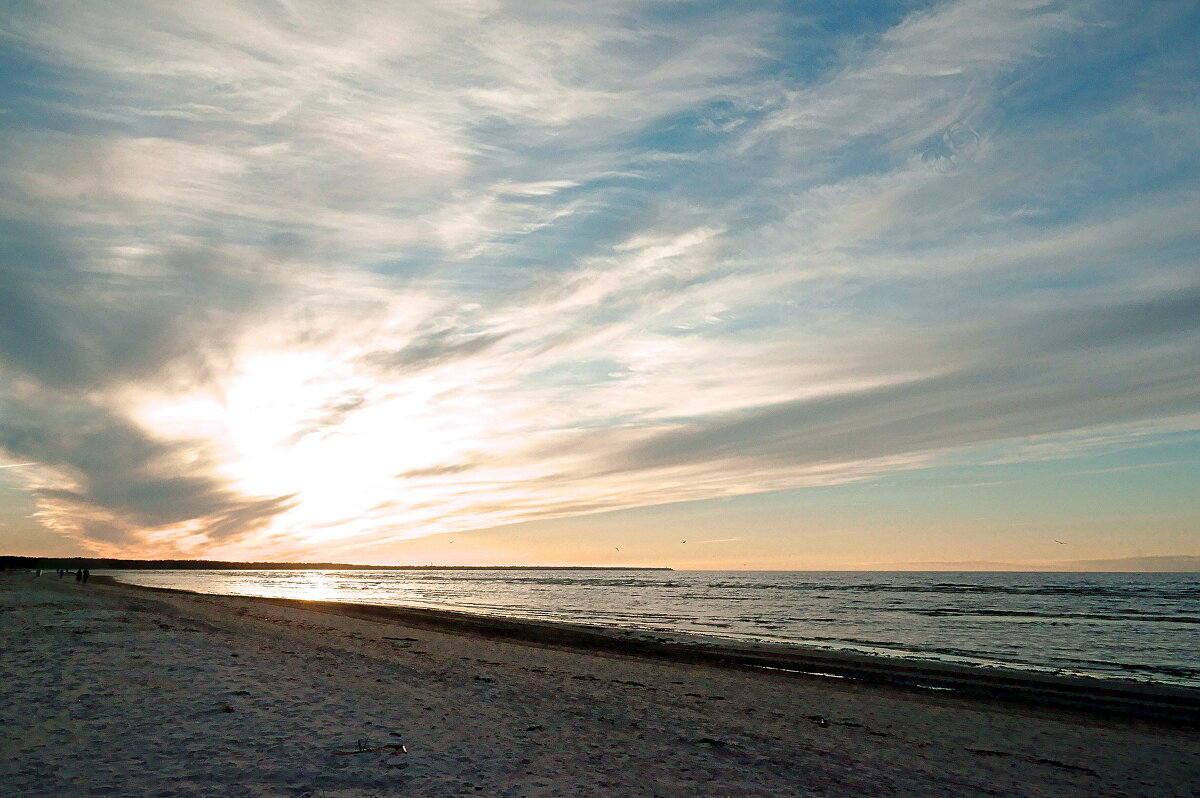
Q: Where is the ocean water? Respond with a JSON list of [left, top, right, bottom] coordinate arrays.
[[102, 569, 1200, 689]]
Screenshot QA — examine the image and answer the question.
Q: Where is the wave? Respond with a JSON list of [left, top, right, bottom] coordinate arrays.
[[704, 581, 1196, 599], [909, 608, 1200, 624]]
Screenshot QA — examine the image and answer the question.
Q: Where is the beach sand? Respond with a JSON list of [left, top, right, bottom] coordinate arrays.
[[2, 572, 1196, 797]]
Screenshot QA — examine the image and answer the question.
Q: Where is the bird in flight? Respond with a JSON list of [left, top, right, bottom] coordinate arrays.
[[1054, 540, 1067, 545]]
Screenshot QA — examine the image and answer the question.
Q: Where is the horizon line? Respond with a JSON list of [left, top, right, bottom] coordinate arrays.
[[3, 554, 1198, 573]]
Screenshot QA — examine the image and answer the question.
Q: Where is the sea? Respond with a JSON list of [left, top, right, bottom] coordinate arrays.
[[101, 569, 1200, 689]]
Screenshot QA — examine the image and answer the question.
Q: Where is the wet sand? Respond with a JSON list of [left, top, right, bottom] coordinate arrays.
[[2, 571, 1197, 796]]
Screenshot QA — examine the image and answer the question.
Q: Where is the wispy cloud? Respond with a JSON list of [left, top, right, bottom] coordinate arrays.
[[0, 1, 1196, 560]]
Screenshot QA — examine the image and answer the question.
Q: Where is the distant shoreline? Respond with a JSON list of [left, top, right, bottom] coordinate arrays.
[[0, 555, 672, 571], [5, 553, 1197, 573]]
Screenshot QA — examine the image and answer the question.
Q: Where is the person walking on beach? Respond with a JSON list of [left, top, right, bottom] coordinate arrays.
[[75, 569, 82, 583], [82, 568, 90, 584]]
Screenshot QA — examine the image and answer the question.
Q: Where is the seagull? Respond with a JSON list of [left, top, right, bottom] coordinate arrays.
[[614, 547, 620, 552], [1054, 540, 1067, 545]]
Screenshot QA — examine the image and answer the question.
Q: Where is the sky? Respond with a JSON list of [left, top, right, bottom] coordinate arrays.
[[0, 0, 1197, 570]]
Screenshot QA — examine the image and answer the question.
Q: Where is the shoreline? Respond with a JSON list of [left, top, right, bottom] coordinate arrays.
[[99, 574, 1200, 727], [0, 556, 673, 571], [6, 571, 1200, 796]]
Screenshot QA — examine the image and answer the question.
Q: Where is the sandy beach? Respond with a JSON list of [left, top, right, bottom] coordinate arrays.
[[2, 572, 1197, 797]]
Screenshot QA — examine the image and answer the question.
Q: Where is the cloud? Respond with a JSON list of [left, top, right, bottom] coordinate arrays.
[[0, 1, 1196, 559], [365, 330, 511, 375], [395, 463, 479, 481], [609, 355, 1196, 476], [603, 283, 1199, 473], [748, 0, 1084, 161], [0, 394, 295, 553]]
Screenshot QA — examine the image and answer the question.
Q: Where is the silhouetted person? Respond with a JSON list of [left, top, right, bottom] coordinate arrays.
[[75, 569, 82, 583], [58, 568, 65, 579], [82, 568, 90, 584]]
